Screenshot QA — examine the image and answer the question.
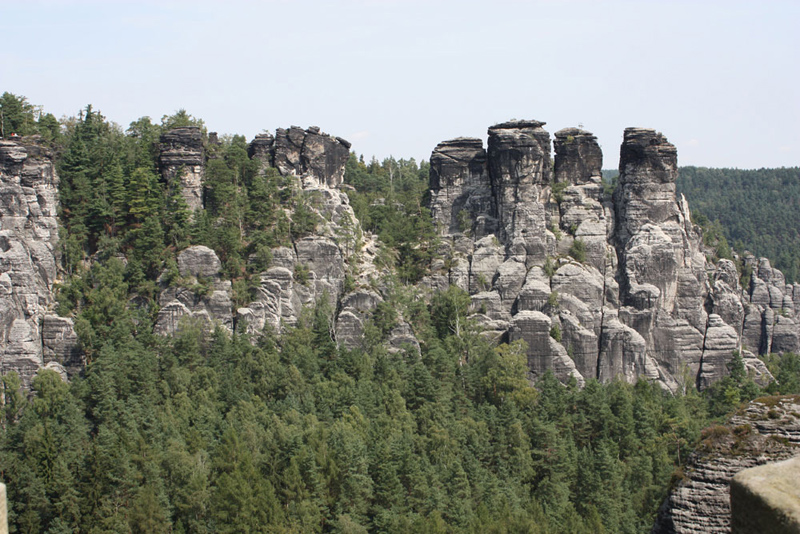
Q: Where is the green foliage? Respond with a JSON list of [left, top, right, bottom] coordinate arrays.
[[552, 181, 569, 204], [12, 102, 800, 533], [677, 166, 800, 281], [693, 212, 733, 262], [569, 238, 587, 263], [344, 153, 436, 284], [704, 351, 763, 417], [294, 263, 311, 286], [544, 257, 556, 279], [0, 92, 40, 137], [457, 209, 471, 234], [7, 285, 794, 532], [550, 324, 562, 342]]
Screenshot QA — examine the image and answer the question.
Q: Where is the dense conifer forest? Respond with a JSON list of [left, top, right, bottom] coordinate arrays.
[[2, 93, 800, 533], [676, 166, 800, 282]]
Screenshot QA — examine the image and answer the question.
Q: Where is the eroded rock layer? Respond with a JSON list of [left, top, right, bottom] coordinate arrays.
[[159, 127, 205, 212], [652, 395, 800, 534], [427, 121, 800, 390], [7, 119, 800, 393], [0, 139, 78, 385]]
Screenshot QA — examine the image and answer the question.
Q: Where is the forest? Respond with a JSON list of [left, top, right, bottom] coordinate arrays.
[[676, 166, 800, 282], [1, 92, 800, 533]]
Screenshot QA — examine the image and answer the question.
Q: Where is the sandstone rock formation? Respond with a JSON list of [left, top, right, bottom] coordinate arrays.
[[236, 127, 357, 337], [154, 246, 233, 335], [652, 395, 800, 533], [7, 118, 800, 394], [252, 126, 352, 188], [427, 120, 796, 391], [159, 127, 205, 212], [0, 138, 78, 385], [730, 455, 800, 533]]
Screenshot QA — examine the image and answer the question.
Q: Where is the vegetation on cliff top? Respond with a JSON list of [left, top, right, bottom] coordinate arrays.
[[2, 94, 800, 533]]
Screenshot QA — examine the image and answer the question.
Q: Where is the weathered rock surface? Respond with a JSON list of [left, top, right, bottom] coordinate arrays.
[[0, 139, 77, 386], [652, 395, 800, 534], [426, 121, 797, 391], [159, 127, 205, 212], [730, 455, 800, 534], [155, 246, 233, 335], [335, 290, 383, 350], [271, 126, 351, 187], [429, 137, 494, 237], [11, 116, 800, 395]]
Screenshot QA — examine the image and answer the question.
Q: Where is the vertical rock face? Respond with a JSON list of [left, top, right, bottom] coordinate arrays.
[[272, 126, 351, 187], [652, 395, 800, 534], [429, 138, 494, 237], [247, 132, 274, 168], [615, 128, 681, 244], [488, 120, 552, 265], [426, 120, 795, 391], [552, 127, 614, 272], [553, 128, 603, 185], [159, 127, 205, 212], [0, 139, 76, 385]]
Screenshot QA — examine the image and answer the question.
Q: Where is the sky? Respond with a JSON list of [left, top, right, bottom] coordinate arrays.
[[1, 0, 798, 169]]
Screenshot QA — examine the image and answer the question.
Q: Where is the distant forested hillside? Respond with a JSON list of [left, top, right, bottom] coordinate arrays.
[[676, 166, 800, 282], [603, 166, 800, 282]]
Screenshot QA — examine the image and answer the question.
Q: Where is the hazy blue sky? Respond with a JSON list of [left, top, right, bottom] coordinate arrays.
[[2, 0, 798, 169]]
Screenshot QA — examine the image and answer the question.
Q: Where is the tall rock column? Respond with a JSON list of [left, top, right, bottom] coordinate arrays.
[[611, 128, 711, 390], [614, 128, 681, 244], [0, 139, 77, 385], [159, 126, 205, 213], [487, 120, 553, 267], [552, 127, 615, 272], [428, 137, 494, 237]]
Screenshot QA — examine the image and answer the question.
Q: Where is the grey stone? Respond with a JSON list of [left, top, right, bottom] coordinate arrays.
[[177, 245, 222, 278], [159, 127, 204, 212], [272, 126, 350, 187], [553, 127, 603, 185], [697, 314, 741, 388], [0, 139, 66, 386], [156, 247, 233, 335], [730, 456, 800, 534], [653, 396, 800, 534]]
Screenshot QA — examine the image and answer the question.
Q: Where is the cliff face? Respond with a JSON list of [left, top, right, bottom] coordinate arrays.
[[159, 127, 205, 213], [427, 121, 797, 391], [5, 119, 799, 392], [154, 125, 363, 343], [652, 395, 800, 534], [0, 139, 79, 385]]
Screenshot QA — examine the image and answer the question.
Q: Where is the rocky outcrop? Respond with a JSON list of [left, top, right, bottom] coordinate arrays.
[[159, 127, 205, 212], [269, 126, 351, 188], [0, 139, 77, 386], [236, 127, 357, 338], [426, 120, 795, 391], [488, 120, 553, 266], [652, 395, 800, 534], [154, 246, 233, 335], [429, 138, 494, 237], [552, 128, 614, 272], [335, 290, 383, 350], [730, 455, 800, 533]]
